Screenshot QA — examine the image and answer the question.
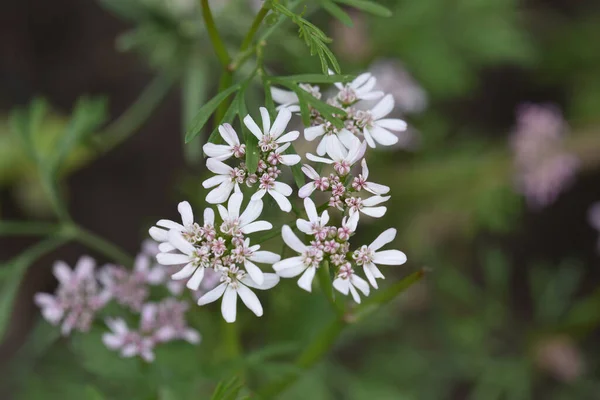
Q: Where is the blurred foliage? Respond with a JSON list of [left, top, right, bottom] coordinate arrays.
[[2, 0, 600, 398]]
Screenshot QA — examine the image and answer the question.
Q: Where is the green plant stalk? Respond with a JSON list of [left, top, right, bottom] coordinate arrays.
[[240, 6, 270, 52], [41, 172, 71, 223], [0, 221, 60, 236], [317, 261, 344, 317], [214, 71, 234, 123], [67, 225, 134, 267], [199, 0, 231, 68], [183, 54, 208, 165]]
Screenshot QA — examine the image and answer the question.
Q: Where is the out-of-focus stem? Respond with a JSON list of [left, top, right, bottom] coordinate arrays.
[[199, 0, 231, 68]]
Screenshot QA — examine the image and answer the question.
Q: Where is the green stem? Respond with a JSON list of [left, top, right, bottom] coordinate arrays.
[[67, 225, 134, 267], [41, 173, 71, 223], [258, 0, 303, 43], [240, 6, 269, 52], [199, 0, 231, 67], [317, 261, 345, 317], [214, 71, 234, 124], [95, 74, 174, 154], [183, 54, 208, 165], [0, 221, 60, 236]]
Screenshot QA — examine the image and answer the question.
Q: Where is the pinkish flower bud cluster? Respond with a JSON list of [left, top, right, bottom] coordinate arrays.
[[511, 103, 580, 208], [35, 244, 201, 363]]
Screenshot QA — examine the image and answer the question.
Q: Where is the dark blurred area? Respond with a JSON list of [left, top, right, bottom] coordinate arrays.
[[1, 0, 600, 398]]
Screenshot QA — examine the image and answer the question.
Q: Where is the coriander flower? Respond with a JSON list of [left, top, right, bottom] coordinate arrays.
[[243, 108, 301, 163], [296, 197, 330, 240], [197, 267, 280, 323], [251, 174, 294, 213], [202, 158, 245, 204], [149, 201, 206, 252], [271, 84, 321, 112], [352, 159, 390, 195], [333, 71, 384, 106], [217, 193, 272, 236], [103, 318, 155, 362], [306, 139, 367, 176], [346, 195, 390, 219], [298, 164, 330, 198], [140, 299, 201, 345], [332, 263, 370, 303], [359, 94, 407, 148], [352, 228, 407, 288], [35, 256, 110, 336], [202, 123, 246, 161]]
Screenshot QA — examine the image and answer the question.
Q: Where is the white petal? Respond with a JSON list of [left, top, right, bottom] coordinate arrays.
[[52, 261, 72, 285], [301, 164, 319, 179], [363, 263, 378, 288], [351, 275, 370, 296], [240, 200, 263, 226], [249, 251, 281, 264], [280, 154, 301, 166], [260, 107, 271, 135], [306, 153, 334, 164], [276, 264, 307, 278], [204, 208, 215, 225], [281, 225, 308, 253], [271, 87, 299, 106], [217, 205, 229, 221], [362, 127, 376, 148], [296, 219, 313, 235], [241, 220, 272, 234], [373, 250, 407, 265], [348, 284, 361, 303], [325, 134, 347, 161], [168, 230, 195, 255], [376, 118, 407, 132], [276, 130, 300, 144], [361, 206, 387, 218], [186, 267, 205, 290], [297, 266, 316, 292], [237, 284, 263, 317], [273, 256, 305, 272], [337, 129, 359, 150], [171, 263, 197, 280], [370, 228, 397, 251], [274, 181, 293, 196], [149, 226, 168, 242], [241, 273, 279, 290], [365, 182, 390, 195], [206, 158, 233, 174], [303, 197, 318, 222], [316, 136, 329, 156], [360, 91, 384, 100], [206, 181, 234, 204], [227, 192, 243, 219], [270, 108, 292, 139], [183, 328, 201, 344], [243, 114, 264, 140], [321, 210, 330, 226], [244, 259, 265, 285], [221, 286, 238, 323], [74, 256, 95, 279], [158, 242, 175, 253], [363, 195, 391, 207], [304, 125, 326, 141], [219, 123, 240, 146], [156, 219, 184, 231], [370, 125, 399, 146], [197, 282, 227, 305], [269, 190, 292, 212], [103, 333, 124, 349], [203, 143, 233, 160], [351, 73, 372, 89], [157, 253, 190, 266], [370, 94, 394, 120], [298, 182, 316, 198], [333, 278, 350, 295], [345, 212, 359, 232], [202, 174, 228, 189], [251, 189, 266, 201], [346, 140, 367, 165]]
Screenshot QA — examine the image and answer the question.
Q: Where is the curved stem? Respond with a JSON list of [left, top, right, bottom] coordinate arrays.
[[68, 225, 134, 267], [199, 0, 231, 67], [240, 6, 269, 52], [0, 221, 60, 236]]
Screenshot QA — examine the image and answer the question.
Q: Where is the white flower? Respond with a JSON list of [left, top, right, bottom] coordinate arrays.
[[307, 139, 367, 176], [271, 84, 321, 113], [351, 159, 390, 195], [272, 225, 324, 292], [333, 71, 384, 105], [346, 195, 390, 219], [298, 164, 330, 198], [230, 237, 281, 285], [304, 124, 354, 157], [103, 318, 156, 362], [202, 123, 245, 161], [197, 267, 280, 323], [332, 263, 370, 304], [243, 107, 301, 161], [360, 94, 407, 148], [352, 228, 407, 288], [217, 193, 272, 236], [296, 198, 329, 240], [149, 201, 206, 252], [202, 158, 244, 204], [251, 175, 294, 213]]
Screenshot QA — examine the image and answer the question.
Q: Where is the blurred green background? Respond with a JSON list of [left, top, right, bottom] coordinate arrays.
[[1, 0, 600, 398]]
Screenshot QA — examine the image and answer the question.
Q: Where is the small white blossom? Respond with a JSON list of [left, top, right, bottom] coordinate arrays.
[[202, 158, 245, 204], [217, 193, 272, 236], [296, 198, 330, 240], [352, 228, 407, 288], [360, 94, 407, 148], [298, 164, 330, 198], [202, 123, 246, 161], [243, 107, 301, 163], [346, 195, 390, 220], [149, 201, 205, 252], [351, 159, 390, 195], [332, 71, 384, 105], [333, 263, 370, 303], [103, 318, 155, 362], [197, 267, 280, 323], [270, 84, 321, 113], [307, 140, 367, 176], [251, 175, 294, 213]]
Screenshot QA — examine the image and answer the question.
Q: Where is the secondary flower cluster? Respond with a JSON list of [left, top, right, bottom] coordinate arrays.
[[150, 194, 281, 323], [34, 244, 200, 362], [510, 103, 579, 208]]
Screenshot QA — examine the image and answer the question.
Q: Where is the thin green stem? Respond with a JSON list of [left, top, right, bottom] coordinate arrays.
[[0, 221, 60, 236], [183, 54, 208, 165], [199, 0, 231, 67], [68, 225, 134, 267], [96, 74, 175, 154], [240, 6, 269, 52], [214, 71, 234, 124], [258, 0, 303, 43]]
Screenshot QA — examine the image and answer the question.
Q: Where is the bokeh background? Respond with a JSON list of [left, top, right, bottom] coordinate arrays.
[[2, 0, 600, 398]]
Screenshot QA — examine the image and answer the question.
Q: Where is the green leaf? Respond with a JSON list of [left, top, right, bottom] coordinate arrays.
[[334, 0, 392, 17], [210, 376, 244, 400], [323, 0, 354, 26], [185, 83, 241, 143], [297, 90, 346, 129], [9, 98, 49, 162], [285, 143, 306, 189], [206, 99, 240, 147]]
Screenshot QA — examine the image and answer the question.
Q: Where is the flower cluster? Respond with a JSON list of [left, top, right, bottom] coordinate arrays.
[[202, 109, 300, 211], [271, 71, 408, 156], [511, 103, 579, 208], [151, 194, 281, 323], [34, 245, 200, 362]]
